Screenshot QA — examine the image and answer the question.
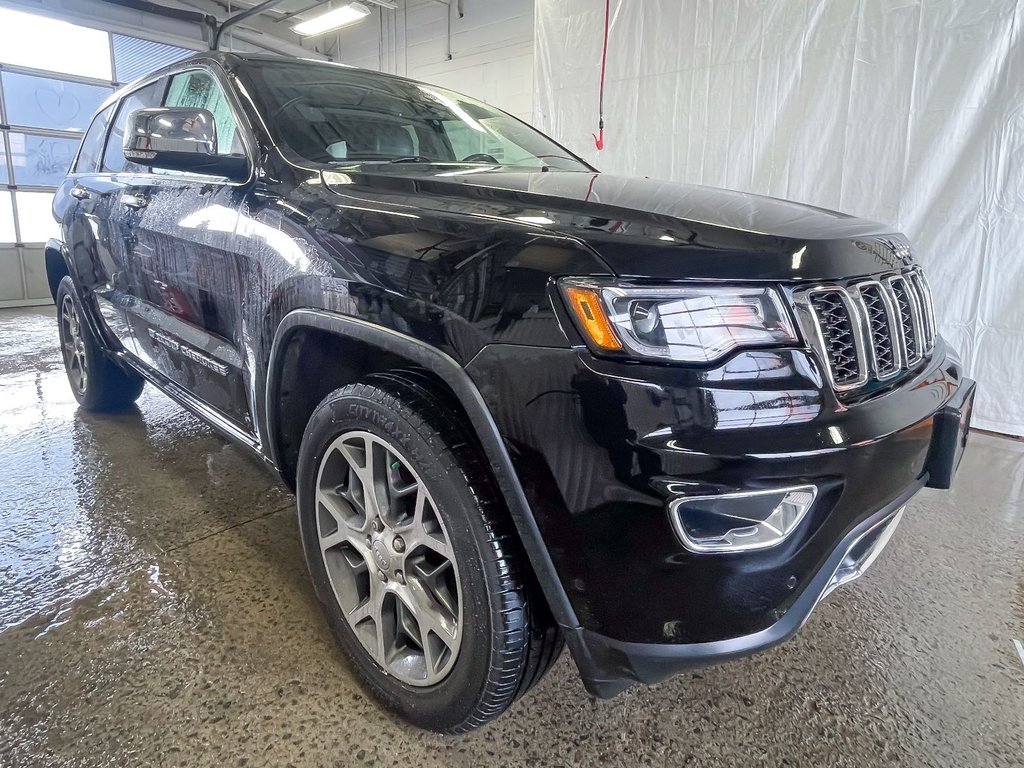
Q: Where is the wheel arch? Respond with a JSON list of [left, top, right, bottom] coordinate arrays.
[[44, 238, 71, 303], [265, 309, 581, 636]]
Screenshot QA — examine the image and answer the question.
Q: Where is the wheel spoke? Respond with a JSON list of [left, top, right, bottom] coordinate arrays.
[[405, 578, 457, 643], [407, 494, 453, 560], [319, 528, 347, 551], [395, 596, 423, 649], [317, 485, 363, 533], [411, 557, 457, 617], [348, 576, 380, 624], [339, 435, 387, 520]]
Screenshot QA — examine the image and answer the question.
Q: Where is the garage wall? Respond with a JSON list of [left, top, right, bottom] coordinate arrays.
[[333, 0, 535, 121], [535, 0, 1024, 437]]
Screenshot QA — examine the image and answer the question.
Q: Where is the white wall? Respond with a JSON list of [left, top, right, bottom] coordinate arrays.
[[333, 0, 535, 121], [535, 0, 1024, 437]]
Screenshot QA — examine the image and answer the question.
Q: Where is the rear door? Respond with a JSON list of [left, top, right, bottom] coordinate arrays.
[[59, 101, 135, 353], [106, 67, 254, 434]]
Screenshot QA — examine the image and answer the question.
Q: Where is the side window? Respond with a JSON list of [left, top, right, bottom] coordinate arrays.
[[164, 70, 243, 156], [102, 79, 166, 174], [74, 104, 115, 173]]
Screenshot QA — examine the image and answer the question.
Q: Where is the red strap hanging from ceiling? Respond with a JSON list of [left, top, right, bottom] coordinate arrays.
[[592, 0, 610, 151]]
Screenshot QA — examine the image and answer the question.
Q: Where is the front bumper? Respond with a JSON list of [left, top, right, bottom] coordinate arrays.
[[467, 341, 972, 696], [569, 493, 908, 697]]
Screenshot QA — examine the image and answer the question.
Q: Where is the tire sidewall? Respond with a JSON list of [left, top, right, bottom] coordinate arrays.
[[296, 386, 499, 731]]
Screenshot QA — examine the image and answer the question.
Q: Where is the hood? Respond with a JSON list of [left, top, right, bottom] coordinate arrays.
[[321, 167, 913, 281]]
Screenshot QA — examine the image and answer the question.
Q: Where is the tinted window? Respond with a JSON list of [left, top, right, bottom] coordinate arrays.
[[74, 104, 114, 173], [237, 60, 588, 170], [164, 70, 242, 155], [102, 79, 166, 174]]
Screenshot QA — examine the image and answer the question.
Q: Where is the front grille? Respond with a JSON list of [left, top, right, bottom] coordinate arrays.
[[808, 291, 862, 386], [801, 268, 936, 392], [888, 276, 920, 364], [858, 283, 898, 377]]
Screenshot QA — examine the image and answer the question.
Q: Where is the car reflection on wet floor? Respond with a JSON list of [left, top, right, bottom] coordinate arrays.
[[1, 306, 1022, 767]]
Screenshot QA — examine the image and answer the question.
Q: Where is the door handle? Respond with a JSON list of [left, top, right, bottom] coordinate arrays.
[[70, 185, 90, 200], [121, 192, 148, 210]]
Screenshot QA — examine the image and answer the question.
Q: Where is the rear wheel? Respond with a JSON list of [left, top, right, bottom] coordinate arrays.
[[296, 374, 562, 732], [56, 276, 143, 411]]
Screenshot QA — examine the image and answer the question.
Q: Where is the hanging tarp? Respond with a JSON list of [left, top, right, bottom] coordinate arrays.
[[535, 0, 1024, 436]]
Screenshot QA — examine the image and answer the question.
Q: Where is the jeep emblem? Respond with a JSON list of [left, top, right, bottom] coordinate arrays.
[[372, 540, 391, 571]]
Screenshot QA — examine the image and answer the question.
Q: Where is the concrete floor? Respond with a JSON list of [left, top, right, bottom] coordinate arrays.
[[0, 305, 1022, 768]]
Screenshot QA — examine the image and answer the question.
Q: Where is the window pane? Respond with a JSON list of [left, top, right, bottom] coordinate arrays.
[[165, 71, 242, 155], [0, 192, 15, 242], [10, 133, 79, 186], [2, 72, 111, 132], [0, 149, 8, 186], [103, 80, 166, 174], [75, 105, 114, 174], [112, 34, 193, 84], [0, 8, 111, 80], [15, 191, 59, 242]]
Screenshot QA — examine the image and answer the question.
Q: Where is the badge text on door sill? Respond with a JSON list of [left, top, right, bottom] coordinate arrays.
[[148, 328, 229, 376]]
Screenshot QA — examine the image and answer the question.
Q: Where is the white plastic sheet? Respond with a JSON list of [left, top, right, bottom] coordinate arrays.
[[535, 0, 1024, 436]]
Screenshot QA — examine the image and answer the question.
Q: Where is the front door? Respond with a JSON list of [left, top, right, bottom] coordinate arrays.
[[104, 68, 254, 433]]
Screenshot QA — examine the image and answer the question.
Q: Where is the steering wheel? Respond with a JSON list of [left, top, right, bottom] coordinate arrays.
[[462, 153, 500, 164]]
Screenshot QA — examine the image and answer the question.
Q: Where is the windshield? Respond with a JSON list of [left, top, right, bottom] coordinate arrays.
[[238, 60, 590, 171]]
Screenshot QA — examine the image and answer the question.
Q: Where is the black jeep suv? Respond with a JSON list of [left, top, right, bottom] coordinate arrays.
[[48, 53, 975, 732]]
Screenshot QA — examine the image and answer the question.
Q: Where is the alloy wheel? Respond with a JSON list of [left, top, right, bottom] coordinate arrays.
[[314, 430, 463, 686], [60, 295, 88, 396]]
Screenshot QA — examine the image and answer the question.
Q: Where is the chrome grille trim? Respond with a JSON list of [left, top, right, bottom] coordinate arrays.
[[803, 286, 869, 391], [887, 275, 924, 366], [908, 270, 936, 351], [796, 268, 937, 393], [855, 280, 902, 379]]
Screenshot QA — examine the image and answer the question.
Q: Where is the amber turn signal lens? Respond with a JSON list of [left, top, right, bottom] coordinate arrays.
[[564, 286, 623, 351]]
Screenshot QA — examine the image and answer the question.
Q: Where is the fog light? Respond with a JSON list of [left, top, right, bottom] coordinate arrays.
[[668, 485, 817, 553]]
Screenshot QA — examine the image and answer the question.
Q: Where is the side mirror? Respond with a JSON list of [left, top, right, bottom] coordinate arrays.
[[123, 107, 248, 181]]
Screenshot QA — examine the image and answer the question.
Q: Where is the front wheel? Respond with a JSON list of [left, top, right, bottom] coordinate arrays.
[[296, 374, 562, 732], [56, 276, 143, 411]]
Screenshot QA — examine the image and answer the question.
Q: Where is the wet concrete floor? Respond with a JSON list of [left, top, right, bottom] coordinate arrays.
[[0, 305, 1022, 767]]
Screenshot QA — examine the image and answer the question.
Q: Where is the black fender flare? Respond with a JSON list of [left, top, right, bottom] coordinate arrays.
[[43, 238, 71, 303], [265, 308, 583, 638], [43, 238, 108, 346]]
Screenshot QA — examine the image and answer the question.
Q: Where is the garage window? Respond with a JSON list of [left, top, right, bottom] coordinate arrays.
[[0, 6, 202, 308]]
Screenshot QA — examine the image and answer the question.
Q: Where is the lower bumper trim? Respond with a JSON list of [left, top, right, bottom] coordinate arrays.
[[569, 483, 917, 698]]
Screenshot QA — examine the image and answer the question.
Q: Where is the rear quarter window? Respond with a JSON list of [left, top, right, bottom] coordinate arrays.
[[73, 104, 114, 173]]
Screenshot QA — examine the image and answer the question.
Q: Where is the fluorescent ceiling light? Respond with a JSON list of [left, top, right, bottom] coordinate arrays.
[[293, 2, 370, 36]]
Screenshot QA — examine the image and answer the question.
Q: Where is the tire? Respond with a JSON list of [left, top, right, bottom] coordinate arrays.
[[296, 372, 562, 733], [56, 276, 144, 411]]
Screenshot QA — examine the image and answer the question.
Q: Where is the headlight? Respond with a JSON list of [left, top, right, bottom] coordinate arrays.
[[560, 279, 799, 363]]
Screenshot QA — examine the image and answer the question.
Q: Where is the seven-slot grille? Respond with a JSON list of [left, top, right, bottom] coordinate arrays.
[[802, 268, 936, 392]]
